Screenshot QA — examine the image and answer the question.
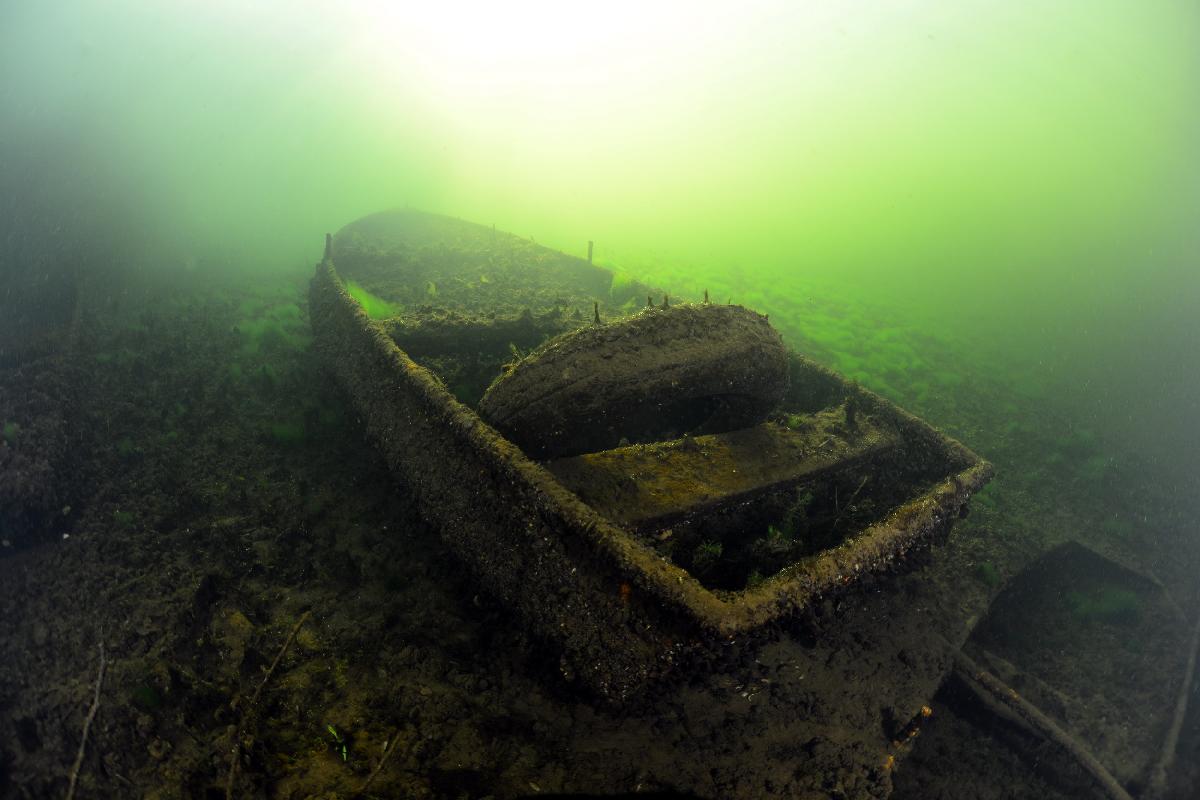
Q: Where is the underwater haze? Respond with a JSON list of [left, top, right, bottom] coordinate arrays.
[[3, 2, 1200, 798], [4, 0, 1199, 462]]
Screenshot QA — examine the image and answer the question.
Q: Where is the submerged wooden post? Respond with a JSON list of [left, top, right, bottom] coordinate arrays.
[[1147, 610, 1200, 798], [323, 233, 333, 261], [952, 651, 1133, 800], [587, 240, 594, 264]]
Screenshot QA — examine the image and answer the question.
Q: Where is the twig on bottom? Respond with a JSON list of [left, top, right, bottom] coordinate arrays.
[[354, 728, 403, 797], [225, 610, 311, 800], [1146, 608, 1200, 798], [65, 638, 107, 800], [952, 650, 1132, 800]]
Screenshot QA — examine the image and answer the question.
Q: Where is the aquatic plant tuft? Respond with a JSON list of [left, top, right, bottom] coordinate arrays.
[[345, 280, 397, 320], [692, 540, 723, 576], [326, 724, 349, 761]]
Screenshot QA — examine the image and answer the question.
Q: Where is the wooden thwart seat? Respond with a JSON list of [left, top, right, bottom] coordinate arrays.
[[547, 408, 898, 532]]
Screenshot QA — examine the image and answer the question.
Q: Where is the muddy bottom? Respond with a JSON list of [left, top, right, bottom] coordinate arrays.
[[1, 265, 1197, 799]]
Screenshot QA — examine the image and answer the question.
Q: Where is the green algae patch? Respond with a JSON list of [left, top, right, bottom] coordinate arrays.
[[975, 561, 1001, 588], [236, 317, 311, 356], [1067, 586, 1142, 625], [344, 280, 397, 320], [267, 302, 302, 322], [268, 419, 307, 446]]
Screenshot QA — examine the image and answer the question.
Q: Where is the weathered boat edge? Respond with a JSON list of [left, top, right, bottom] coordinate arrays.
[[740, 361, 994, 620]]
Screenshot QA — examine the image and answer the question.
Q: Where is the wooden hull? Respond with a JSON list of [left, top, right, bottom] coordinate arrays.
[[309, 219, 992, 702]]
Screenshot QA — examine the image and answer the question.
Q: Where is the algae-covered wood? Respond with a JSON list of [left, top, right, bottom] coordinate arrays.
[[478, 303, 789, 458], [547, 411, 896, 530]]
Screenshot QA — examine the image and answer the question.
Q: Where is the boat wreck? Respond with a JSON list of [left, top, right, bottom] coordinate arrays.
[[309, 209, 992, 704], [304, 211, 1200, 798]]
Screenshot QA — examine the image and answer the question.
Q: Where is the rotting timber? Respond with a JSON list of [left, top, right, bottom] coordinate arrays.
[[309, 209, 993, 705]]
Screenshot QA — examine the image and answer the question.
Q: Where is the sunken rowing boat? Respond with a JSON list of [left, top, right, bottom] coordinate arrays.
[[309, 209, 993, 704]]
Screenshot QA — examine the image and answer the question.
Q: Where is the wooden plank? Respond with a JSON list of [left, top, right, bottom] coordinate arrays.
[[546, 408, 898, 530]]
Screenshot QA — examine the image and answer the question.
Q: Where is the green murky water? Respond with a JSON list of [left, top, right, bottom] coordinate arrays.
[[4, 1, 1198, 461], [2, 3, 1199, 797]]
